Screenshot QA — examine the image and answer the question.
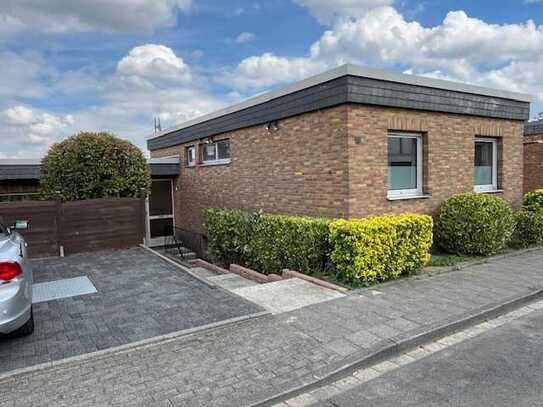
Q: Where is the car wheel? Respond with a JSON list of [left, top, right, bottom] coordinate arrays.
[[10, 307, 34, 337]]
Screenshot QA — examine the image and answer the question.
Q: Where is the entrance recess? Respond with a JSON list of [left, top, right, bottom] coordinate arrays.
[[146, 179, 175, 245]]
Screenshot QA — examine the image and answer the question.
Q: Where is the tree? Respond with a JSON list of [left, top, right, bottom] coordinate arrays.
[[40, 132, 151, 201]]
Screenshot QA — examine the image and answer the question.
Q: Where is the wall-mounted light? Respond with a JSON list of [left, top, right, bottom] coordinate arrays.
[[354, 135, 364, 145], [266, 120, 280, 132]]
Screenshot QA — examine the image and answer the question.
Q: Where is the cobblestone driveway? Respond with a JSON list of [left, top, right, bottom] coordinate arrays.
[[0, 248, 262, 374]]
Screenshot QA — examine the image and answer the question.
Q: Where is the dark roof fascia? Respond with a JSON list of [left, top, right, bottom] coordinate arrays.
[[0, 162, 180, 181], [148, 75, 530, 151]]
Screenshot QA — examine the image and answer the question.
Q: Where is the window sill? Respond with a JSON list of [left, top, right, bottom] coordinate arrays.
[[474, 189, 503, 194], [200, 159, 231, 167], [387, 194, 431, 201]]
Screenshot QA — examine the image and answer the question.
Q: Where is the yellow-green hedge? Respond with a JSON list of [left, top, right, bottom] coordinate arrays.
[[329, 214, 433, 284]]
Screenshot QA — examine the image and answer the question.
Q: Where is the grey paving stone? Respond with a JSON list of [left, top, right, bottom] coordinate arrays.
[[3, 248, 543, 406], [0, 248, 262, 374]]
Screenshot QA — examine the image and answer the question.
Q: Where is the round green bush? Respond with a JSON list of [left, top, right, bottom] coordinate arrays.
[[510, 210, 543, 248], [41, 132, 151, 201], [436, 193, 514, 256], [523, 189, 543, 213]]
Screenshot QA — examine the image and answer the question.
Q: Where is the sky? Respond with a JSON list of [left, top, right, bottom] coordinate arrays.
[[0, 0, 542, 158]]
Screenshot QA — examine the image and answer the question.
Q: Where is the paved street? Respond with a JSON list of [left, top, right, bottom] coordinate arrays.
[[295, 305, 543, 407], [1, 249, 543, 406]]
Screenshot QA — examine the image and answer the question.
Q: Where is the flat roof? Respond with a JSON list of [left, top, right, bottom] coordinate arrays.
[[525, 119, 543, 136], [0, 157, 180, 180], [149, 63, 532, 142]]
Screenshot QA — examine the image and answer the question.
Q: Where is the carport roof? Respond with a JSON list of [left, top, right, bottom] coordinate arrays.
[[0, 157, 180, 181], [525, 119, 543, 136]]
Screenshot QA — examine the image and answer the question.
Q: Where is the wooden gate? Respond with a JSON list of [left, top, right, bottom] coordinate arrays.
[[0, 198, 145, 258]]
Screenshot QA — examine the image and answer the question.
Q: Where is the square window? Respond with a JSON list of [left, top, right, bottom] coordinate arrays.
[[201, 139, 231, 164], [388, 133, 423, 198], [474, 138, 498, 192], [217, 140, 230, 160], [202, 143, 217, 162]]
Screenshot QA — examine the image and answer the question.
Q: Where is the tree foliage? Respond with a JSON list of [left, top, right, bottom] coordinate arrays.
[[40, 132, 151, 201]]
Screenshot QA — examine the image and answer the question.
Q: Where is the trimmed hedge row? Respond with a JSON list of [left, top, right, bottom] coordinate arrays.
[[205, 209, 433, 284], [523, 189, 543, 213], [329, 214, 433, 284], [205, 209, 330, 275], [435, 193, 515, 256], [435, 192, 543, 255]]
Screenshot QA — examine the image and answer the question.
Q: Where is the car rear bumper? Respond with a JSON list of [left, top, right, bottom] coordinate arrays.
[[0, 278, 33, 334]]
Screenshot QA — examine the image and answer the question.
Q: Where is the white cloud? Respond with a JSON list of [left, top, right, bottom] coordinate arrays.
[[219, 52, 327, 90], [223, 5, 543, 116], [0, 51, 54, 100], [117, 44, 192, 87], [1, 106, 74, 155], [293, 0, 393, 25], [0, 0, 192, 34], [308, 8, 543, 70], [235, 32, 256, 44], [0, 44, 225, 158]]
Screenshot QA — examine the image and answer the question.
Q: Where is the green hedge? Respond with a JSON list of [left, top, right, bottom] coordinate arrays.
[[329, 214, 433, 284], [205, 209, 330, 275], [511, 210, 543, 248], [523, 189, 543, 213], [436, 193, 514, 256]]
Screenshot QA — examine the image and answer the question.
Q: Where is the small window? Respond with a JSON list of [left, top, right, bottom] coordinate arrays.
[[388, 133, 423, 198], [201, 139, 231, 164], [186, 146, 196, 166], [474, 138, 498, 192]]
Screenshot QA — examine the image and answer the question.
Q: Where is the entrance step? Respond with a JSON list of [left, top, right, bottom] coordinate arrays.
[[189, 266, 219, 279], [208, 274, 259, 290], [231, 278, 345, 314]]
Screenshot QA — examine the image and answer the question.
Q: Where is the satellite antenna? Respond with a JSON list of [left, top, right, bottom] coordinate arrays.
[[154, 116, 162, 134]]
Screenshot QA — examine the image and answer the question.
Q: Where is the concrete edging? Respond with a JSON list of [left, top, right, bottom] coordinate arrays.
[[0, 310, 270, 383], [139, 244, 217, 288], [249, 288, 543, 407]]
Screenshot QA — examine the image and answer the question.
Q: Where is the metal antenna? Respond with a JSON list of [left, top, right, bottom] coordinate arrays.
[[154, 117, 162, 134]]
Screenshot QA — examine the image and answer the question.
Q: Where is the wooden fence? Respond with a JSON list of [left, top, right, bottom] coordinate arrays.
[[0, 198, 145, 258]]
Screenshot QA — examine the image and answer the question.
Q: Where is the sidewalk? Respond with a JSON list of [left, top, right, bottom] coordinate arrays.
[[2, 249, 543, 407]]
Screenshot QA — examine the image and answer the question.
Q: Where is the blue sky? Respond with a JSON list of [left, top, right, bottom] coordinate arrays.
[[1, 0, 542, 157]]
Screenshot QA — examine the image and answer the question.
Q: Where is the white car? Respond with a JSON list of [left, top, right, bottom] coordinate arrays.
[[0, 220, 33, 337]]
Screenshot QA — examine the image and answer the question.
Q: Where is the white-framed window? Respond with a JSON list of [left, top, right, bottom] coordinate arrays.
[[474, 138, 498, 193], [387, 133, 423, 199], [201, 139, 231, 165], [186, 146, 196, 166]]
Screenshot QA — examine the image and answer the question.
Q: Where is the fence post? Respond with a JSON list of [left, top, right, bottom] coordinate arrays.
[[56, 199, 64, 257]]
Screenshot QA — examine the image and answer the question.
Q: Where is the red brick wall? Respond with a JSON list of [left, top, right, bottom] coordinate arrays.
[[524, 133, 543, 194], [151, 106, 350, 234], [347, 105, 524, 217], [151, 104, 524, 237]]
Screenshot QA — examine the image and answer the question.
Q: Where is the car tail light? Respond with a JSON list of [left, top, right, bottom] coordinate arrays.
[[0, 262, 22, 281]]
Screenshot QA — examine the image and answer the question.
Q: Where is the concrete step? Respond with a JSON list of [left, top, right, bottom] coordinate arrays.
[[189, 266, 219, 279], [208, 273, 259, 290]]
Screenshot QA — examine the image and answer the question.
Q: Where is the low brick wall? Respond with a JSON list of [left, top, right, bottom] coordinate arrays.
[[282, 269, 348, 293], [524, 134, 543, 193]]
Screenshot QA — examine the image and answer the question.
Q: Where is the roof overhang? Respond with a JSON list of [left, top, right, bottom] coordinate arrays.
[[0, 157, 180, 181], [148, 64, 532, 151]]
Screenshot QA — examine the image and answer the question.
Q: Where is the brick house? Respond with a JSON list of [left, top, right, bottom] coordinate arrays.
[[524, 118, 543, 193], [147, 64, 530, 255]]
